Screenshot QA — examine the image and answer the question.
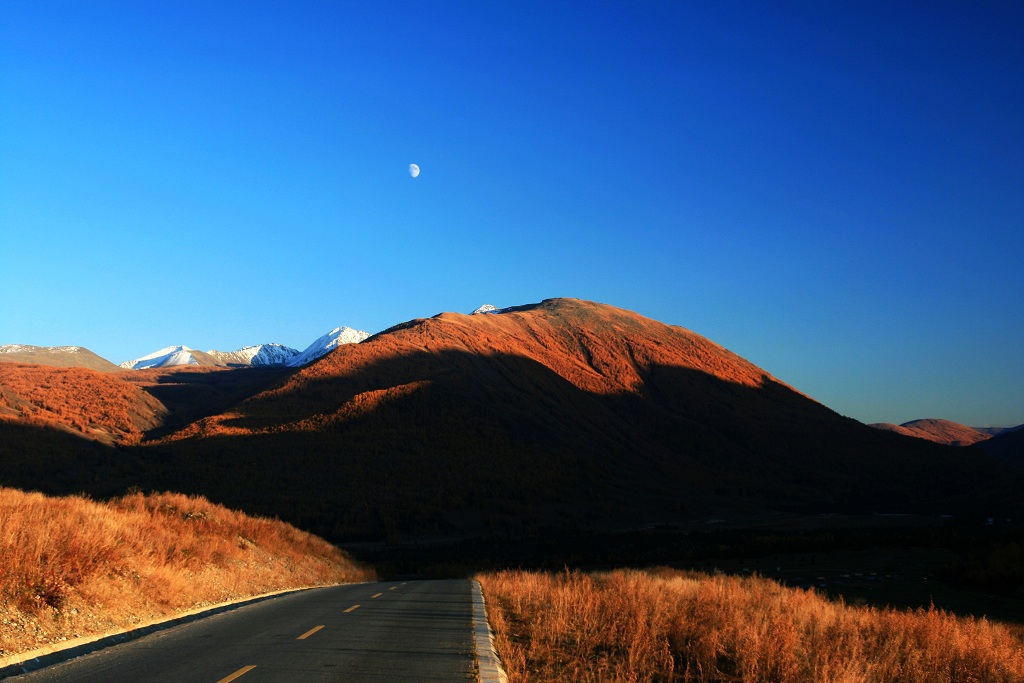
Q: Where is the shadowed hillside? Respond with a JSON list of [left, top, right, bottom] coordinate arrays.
[[977, 427, 1024, 471], [126, 365, 292, 438]]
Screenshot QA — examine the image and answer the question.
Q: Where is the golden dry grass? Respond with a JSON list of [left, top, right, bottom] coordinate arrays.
[[477, 568, 1024, 683], [0, 363, 166, 444], [0, 487, 375, 658]]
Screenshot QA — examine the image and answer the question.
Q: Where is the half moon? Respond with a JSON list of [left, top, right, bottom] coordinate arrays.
[[409, 163, 420, 178]]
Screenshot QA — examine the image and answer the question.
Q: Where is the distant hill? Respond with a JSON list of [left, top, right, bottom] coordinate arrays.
[[973, 425, 1024, 437], [869, 419, 992, 446], [0, 344, 119, 372]]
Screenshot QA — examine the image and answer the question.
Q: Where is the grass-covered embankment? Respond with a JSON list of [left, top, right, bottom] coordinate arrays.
[[478, 567, 1024, 682], [0, 487, 375, 658]]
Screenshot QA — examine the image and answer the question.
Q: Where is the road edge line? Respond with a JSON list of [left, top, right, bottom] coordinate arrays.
[[0, 583, 348, 678], [471, 580, 509, 683]]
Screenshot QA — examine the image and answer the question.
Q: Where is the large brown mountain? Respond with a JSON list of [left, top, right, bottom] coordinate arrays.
[[0, 298, 1016, 544]]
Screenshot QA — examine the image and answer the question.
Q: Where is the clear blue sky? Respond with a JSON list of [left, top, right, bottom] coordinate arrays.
[[1, 2, 1021, 426]]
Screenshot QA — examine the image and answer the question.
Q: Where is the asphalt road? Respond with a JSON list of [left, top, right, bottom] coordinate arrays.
[[7, 580, 476, 682]]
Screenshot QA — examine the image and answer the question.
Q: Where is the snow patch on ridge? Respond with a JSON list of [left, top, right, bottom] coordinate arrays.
[[1, 344, 35, 353], [472, 304, 503, 314], [1, 344, 83, 354]]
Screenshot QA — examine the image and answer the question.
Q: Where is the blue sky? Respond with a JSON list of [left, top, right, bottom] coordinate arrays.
[[1, 2, 1021, 426]]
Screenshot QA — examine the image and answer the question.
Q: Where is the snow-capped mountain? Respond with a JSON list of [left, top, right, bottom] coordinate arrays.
[[119, 326, 370, 370], [288, 327, 370, 367], [207, 343, 301, 367], [119, 345, 208, 370]]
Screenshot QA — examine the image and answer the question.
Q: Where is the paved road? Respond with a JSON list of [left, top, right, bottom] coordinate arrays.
[[8, 580, 476, 682]]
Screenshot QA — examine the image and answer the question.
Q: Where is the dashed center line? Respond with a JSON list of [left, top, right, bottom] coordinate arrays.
[[344, 604, 360, 613], [388, 586, 397, 591], [296, 625, 325, 640], [216, 665, 257, 683], [371, 592, 383, 598]]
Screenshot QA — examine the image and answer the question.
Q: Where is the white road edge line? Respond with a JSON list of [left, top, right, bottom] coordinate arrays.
[[471, 580, 509, 683]]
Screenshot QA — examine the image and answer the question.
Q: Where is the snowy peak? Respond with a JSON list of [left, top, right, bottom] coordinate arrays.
[[471, 304, 512, 315], [207, 343, 301, 367], [289, 326, 370, 367], [120, 345, 203, 370], [119, 327, 369, 370]]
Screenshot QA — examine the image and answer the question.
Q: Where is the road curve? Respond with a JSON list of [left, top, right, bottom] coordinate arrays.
[[6, 580, 475, 682]]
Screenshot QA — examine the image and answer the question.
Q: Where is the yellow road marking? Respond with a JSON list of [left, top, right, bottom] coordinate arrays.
[[296, 624, 325, 640], [344, 604, 360, 613], [371, 592, 383, 598], [216, 665, 257, 683], [388, 586, 397, 591]]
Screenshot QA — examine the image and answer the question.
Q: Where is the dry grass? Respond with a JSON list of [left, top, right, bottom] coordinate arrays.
[[0, 487, 375, 658], [478, 568, 1024, 683], [0, 364, 166, 444]]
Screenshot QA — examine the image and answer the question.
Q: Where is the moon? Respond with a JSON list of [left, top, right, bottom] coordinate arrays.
[[409, 163, 420, 178]]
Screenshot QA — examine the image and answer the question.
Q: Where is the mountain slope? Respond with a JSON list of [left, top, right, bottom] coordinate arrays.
[[0, 345, 119, 372], [869, 419, 992, 446], [148, 298, 1012, 542], [0, 364, 166, 445]]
